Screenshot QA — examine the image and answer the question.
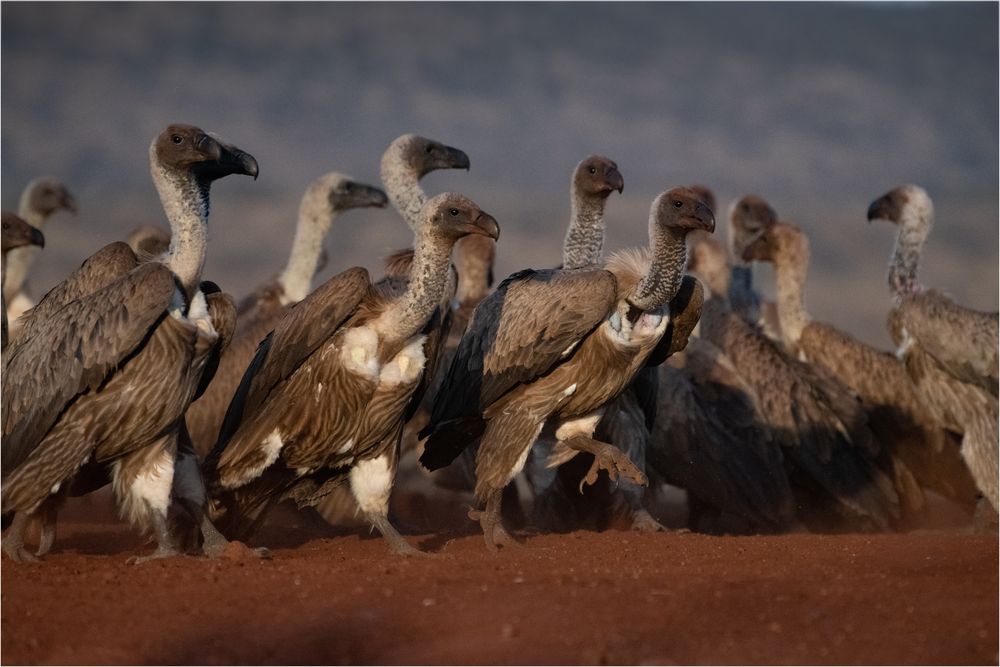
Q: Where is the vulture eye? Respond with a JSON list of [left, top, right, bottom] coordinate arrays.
[[740, 203, 751, 213], [171, 134, 183, 145], [426, 145, 435, 154], [673, 200, 683, 208], [344, 182, 354, 192], [449, 208, 459, 217], [588, 166, 597, 175]]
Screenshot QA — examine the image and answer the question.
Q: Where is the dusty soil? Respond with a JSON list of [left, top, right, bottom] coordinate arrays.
[[2, 495, 997, 666]]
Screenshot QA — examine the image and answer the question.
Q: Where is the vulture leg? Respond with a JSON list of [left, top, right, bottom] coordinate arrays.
[[199, 515, 272, 559], [560, 436, 648, 493], [350, 431, 424, 556], [112, 434, 181, 564], [34, 495, 63, 556], [2, 512, 40, 563], [469, 486, 521, 552]]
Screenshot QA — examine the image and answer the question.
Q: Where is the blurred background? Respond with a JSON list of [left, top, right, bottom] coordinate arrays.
[[2, 1, 996, 349]]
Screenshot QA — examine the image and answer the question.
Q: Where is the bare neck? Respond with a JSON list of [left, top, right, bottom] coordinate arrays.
[[771, 234, 811, 347], [278, 196, 335, 304], [381, 159, 424, 232], [562, 189, 607, 270], [151, 156, 208, 297], [889, 207, 930, 301], [378, 232, 453, 344], [629, 224, 687, 313]]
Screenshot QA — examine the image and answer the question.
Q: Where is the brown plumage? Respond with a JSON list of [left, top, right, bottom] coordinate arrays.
[[1, 212, 44, 350], [203, 193, 500, 555], [743, 218, 978, 520], [184, 173, 387, 459], [868, 185, 998, 512], [726, 195, 782, 340], [688, 233, 900, 532], [1, 124, 255, 562], [421, 187, 713, 549]]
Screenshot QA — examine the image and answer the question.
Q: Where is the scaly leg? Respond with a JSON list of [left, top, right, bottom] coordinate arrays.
[[560, 435, 648, 493], [469, 487, 521, 552], [369, 511, 427, 557], [127, 508, 180, 564], [35, 496, 61, 556], [2, 512, 40, 563], [200, 515, 271, 559]]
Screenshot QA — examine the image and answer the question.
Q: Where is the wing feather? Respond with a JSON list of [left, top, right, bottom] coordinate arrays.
[[2, 262, 176, 473]]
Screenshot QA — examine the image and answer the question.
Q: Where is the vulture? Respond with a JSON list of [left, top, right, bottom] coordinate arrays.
[[307, 133, 471, 527], [2, 212, 45, 349], [203, 192, 500, 555], [420, 187, 711, 550], [4, 177, 76, 338], [867, 185, 999, 513], [185, 172, 388, 458], [742, 216, 979, 518], [1, 124, 256, 562], [687, 231, 900, 531], [726, 195, 782, 340]]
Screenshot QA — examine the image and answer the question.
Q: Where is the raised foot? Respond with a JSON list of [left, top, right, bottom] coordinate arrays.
[[469, 507, 521, 553], [579, 444, 648, 493]]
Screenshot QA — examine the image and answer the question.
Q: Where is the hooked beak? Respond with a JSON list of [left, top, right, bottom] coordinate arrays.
[[62, 192, 78, 214], [606, 167, 624, 195], [867, 194, 895, 224], [195, 134, 259, 181], [443, 145, 471, 171], [466, 211, 500, 241], [29, 226, 45, 248], [356, 184, 389, 208], [688, 201, 716, 233]]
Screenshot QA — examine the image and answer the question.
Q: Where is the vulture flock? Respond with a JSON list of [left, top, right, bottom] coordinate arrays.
[[1, 123, 997, 563]]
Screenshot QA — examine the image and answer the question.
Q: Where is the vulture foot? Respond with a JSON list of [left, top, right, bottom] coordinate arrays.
[[469, 488, 521, 552], [200, 516, 271, 559], [564, 438, 647, 492], [3, 513, 41, 563], [630, 509, 668, 533], [34, 499, 60, 556], [370, 512, 429, 557], [127, 545, 182, 564]]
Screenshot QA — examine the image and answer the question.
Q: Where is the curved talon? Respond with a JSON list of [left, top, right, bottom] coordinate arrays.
[[3, 544, 41, 563], [578, 446, 648, 493], [127, 546, 181, 565]]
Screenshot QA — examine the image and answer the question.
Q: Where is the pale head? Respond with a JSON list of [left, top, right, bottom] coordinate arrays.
[[1, 212, 44, 253], [306, 172, 389, 213], [22, 177, 76, 217], [382, 133, 470, 178], [728, 195, 777, 259], [866, 184, 933, 228], [419, 192, 500, 243]]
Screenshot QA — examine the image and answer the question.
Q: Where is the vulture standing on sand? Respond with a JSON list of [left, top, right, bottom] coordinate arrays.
[[308, 133, 471, 527], [2, 212, 45, 349], [687, 229, 900, 531], [203, 193, 500, 555], [867, 185, 999, 512], [1, 124, 256, 562], [421, 187, 711, 550], [185, 172, 388, 458], [742, 216, 979, 518], [4, 177, 76, 338]]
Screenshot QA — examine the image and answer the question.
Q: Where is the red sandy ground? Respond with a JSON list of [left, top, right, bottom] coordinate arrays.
[[2, 495, 997, 666]]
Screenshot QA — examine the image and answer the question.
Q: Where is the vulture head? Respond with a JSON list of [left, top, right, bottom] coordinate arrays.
[[1, 212, 45, 253], [573, 155, 624, 199], [867, 184, 932, 228], [152, 124, 259, 185], [655, 186, 716, 233], [728, 195, 777, 259], [741, 220, 808, 267], [386, 133, 471, 178], [307, 172, 389, 213], [23, 177, 77, 218], [421, 192, 500, 243], [688, 184, 717, 215]]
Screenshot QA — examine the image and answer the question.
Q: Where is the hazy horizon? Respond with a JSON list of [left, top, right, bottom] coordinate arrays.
[[2, 2, 997, 350]]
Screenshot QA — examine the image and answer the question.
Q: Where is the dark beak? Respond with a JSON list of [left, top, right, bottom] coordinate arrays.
[[692, 201, 716, 233], [195, 135, 259, 182], [470, 211, 500, 241], [437, 145, 470, 172], [867, 194, 894, 223], [29, 226, 45, 248], [360, 184, 389, 208], [62, 192, 78, 215], [607, 167, 624, 194]]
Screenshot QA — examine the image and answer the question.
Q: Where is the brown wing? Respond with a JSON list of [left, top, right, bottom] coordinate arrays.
[[2, 262, 176, 473], [9, 242, 138, 347], [898, 290, 999, 396], [210, 267, 372, 460], [419, 268, 617, 470], [645, 274, 704, 367]]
